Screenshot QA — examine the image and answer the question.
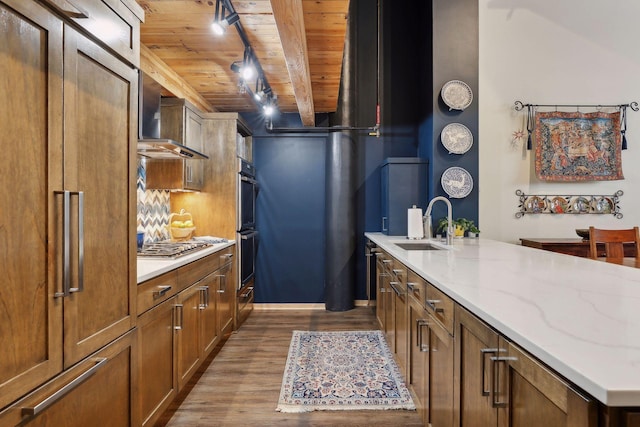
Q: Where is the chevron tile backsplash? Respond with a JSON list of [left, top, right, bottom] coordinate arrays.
[[137, 158, 171, 242]]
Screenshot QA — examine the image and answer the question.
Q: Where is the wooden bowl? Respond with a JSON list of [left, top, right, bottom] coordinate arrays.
[[575, 228, 590, 240]]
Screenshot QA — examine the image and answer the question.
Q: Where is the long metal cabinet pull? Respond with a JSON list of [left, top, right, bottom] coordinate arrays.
[[416, 319, 429, 352], [55, 191, 71, 298], [490, 355, 517, 407], [21, 357, 107, 417], [174, 304, 184, 330], [55, 191, 84, 297], [217, 273, 226, 293], [480, 348, 500, 396], [71, 191, 84, 293], [199, 286, 209, 309], [241, 175, 257, 185]]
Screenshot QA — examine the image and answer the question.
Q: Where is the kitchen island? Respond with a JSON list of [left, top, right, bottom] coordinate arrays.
[[366, 232, 640, 412]]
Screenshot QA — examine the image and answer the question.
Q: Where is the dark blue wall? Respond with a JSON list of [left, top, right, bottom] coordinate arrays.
[[418, 0, 479, 226], [246, 113, 328, 303], [243, 0, 479, 305]]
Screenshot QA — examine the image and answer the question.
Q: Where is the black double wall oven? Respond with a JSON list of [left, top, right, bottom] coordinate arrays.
[[237, 159, 257, 323]]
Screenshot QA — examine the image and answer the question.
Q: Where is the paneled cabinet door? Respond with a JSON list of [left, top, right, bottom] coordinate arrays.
[[184, 107, 204, 190], [176, 284, 203, 391], [216, 261, 235, 336], [428, 312, 455, 427], [499, 343, 596, 427], [375, 253, 387, 329], [456, 306, 597, 427], [411, 296, 455, 427], [0, 0, 64, 410], [392, 279, 408, 379], [409, 297, 429, 422], [456, 306, 501, 427], [199, 271, 220, 358], [138, 297, 178, 427], [62, 26, 137, 368]]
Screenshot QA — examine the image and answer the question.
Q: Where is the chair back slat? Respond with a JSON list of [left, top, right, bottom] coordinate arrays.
[[588, 226, 640, 260]]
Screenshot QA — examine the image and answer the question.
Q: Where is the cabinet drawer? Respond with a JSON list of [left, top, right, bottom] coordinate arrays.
[[426, 283, 455, 336], [177, 247, 234, 289], [407, 269, 426, 304], [41, 0, 141, 67], [137, 270, 179, 315], [0, 330, 135, 427]]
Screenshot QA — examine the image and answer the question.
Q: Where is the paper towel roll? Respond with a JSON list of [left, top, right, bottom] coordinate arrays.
[[407, 206, 423, 239]]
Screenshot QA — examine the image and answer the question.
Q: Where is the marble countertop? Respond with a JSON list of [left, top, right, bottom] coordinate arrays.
[[365, 232, 640, 407], [137, 241, 235, 283]]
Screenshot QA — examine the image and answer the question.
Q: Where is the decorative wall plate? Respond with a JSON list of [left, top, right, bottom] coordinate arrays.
[[572, 197, 590, 213], [441, 80, 473, 111], [525, 196, 546, 213], [549, 196, 569, 214], [592, 197, 614, 214], [440, 123, 473, 154], [441, 167, 473, 198]]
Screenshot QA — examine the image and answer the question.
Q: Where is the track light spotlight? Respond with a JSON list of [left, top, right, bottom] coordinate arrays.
[[230, 60, 254, 81], [253, 87, 272, 102], [212, 11, 239, 35]]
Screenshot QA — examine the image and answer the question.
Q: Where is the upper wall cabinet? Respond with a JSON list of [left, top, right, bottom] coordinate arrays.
[[146, 98, 206, 191], [40, 0, 143, 67]]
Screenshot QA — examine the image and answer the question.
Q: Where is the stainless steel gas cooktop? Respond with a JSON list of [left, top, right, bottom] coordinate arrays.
[[137, 240, 212, 259]]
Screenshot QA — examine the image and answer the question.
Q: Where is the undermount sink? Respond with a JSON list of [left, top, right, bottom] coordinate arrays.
[[395, 242, 444, 251]]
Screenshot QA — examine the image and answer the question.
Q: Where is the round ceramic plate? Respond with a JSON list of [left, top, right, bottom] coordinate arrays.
[[572, 196, 590, 213], [441, 167, 473, 198], [592, 197, 613, 214], [440, 123, 473, 154], [549, 196, 568, 214], [525, 196, 546, 213], [441, 80, 473, 110]]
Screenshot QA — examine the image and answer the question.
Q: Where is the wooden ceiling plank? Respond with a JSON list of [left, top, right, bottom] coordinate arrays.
[[270, 0, 315, 126], [140, 44, 216, 113]]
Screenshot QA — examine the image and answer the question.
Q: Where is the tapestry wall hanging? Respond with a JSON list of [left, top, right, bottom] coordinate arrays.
[[534, 111, 623, 181]]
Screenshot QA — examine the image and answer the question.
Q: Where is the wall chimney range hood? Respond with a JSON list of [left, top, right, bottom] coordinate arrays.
[[137, 72, 208, 160]]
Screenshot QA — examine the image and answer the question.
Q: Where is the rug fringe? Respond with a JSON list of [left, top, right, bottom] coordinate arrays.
[[276, 404, 416, 413]]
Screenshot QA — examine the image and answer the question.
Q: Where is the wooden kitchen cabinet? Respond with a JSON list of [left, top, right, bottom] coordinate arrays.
[[0, 0, 139, 415], [216, 260, 235, 339], [137, 246, 235, 426], [375, 251, 388, 329], [390, 261, 409, 379], [138, 295, 178, 427], [176, 283, 203, 390], [146, 98, 205, 191], [0, 330, 137, 427], [170, 113, 252, 329], [455, 306, 596, 427], [408, 271, 455, 427]]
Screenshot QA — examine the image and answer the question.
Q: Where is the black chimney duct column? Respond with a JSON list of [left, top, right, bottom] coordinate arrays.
[[324, 2, 357, 311]]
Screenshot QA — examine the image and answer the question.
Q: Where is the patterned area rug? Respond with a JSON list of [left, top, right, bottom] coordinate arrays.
[[276, 330, 415, 413]]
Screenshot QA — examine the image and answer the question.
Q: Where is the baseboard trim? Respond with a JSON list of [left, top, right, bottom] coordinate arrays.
[[254, 300, 371, 311]]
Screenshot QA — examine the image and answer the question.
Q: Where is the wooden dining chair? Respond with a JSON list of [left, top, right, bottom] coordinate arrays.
[[588, 226, 640, 260]]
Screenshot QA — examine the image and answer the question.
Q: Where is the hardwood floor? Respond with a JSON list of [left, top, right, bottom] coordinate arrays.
[[156, 307, 424, 427]]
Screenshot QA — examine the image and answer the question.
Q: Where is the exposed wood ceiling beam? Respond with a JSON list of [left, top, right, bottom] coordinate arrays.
[[140, 44, 216, 113], [270, 0, 315, 126]]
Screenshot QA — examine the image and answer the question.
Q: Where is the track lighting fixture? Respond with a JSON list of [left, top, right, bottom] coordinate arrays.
[[219, 0, 278, 116]]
